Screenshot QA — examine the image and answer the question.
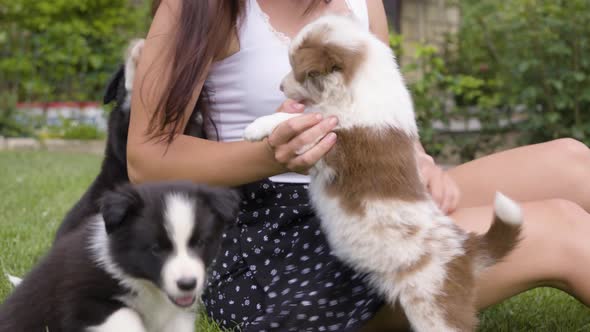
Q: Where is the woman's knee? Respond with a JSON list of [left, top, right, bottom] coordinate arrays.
[[547, 138, 590, 165], [539, 199, 590, 280], [545, 139, 590, 203]]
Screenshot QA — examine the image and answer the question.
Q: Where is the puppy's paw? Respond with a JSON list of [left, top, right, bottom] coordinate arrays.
[[243, 113, 301, 142], [243, 117, 274, 142]]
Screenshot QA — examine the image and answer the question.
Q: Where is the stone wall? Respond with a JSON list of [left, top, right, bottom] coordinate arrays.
[[400, 0, 460, 47], [386, 0, 461, 79]]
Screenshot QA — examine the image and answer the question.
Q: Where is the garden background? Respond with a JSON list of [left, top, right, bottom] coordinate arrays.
[[1, 0, 589, 330]]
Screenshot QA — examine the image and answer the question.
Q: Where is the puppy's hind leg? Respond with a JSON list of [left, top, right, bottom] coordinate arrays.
[[87, 308, 147, 332], [398, 276, 478, 332]]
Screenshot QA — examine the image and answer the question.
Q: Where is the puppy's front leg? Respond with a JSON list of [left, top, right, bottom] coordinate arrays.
[[243, 113, 301, 142]]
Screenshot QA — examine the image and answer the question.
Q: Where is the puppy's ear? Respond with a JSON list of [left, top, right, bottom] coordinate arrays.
[[103, 65, 125, 105], [100, 184, 143, 234], [198, 186, 241, 225]]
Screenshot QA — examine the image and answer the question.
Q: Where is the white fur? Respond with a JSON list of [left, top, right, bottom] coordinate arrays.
[[308, 172, 466, 303], [494, 192, 523, 226], [243, 112, 301, 142], [125, 39, 144, 92], [6, 274, 22, 287], [123, 39, 145, 109], [162, 194, 206, 300], [87, 308, 146, 332], [88, 210, 198, 332]]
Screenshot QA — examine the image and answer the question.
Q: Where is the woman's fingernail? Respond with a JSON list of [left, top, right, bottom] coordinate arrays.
[[329, 117, 338, 126], [327, 132, 337, 141], [315, 113, 323, 120]]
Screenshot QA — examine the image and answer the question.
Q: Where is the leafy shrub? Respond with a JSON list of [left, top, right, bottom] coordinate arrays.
[[392, 36, 513, 161], [0, 0, 150, 102], [0, 92, 36, 137], [395, 0, 590, 161], [453, 0, 590, 146]]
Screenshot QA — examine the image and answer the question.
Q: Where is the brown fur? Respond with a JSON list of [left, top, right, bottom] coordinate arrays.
[[435, 237, 479, 331], [431, 218, 521, 331], [291, 25, 366, 84], [477, 215, 523, 263], [323, 127, 428, 215]]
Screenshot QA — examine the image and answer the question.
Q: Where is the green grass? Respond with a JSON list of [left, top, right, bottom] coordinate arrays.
[[0, 151, 589, 331]]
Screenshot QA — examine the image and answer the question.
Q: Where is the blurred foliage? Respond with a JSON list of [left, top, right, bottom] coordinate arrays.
[[453, 0, 590, 146], [0, 92, 36, 137], [0, 0, 150, 102], [392, 35, 511, 160], [395, 0, 590, 160]]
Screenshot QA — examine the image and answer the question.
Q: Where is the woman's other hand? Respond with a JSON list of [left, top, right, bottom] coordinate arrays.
[[417, 152, 461, 214], [266, 100, 338, 174]]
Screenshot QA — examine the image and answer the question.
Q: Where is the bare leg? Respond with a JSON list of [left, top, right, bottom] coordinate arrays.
[[447, 139, 590, 211], [363, 199, 590, 331], [453, 200, 590, 307]]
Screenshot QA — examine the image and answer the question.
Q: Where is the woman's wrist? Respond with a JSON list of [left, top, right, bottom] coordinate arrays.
[[256, 139, 288, 175]]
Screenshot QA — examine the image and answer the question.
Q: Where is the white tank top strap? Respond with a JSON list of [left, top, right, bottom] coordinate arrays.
[[345, 0, 370, 30]]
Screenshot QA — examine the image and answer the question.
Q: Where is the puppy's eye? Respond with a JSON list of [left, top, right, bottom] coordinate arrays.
[[189, 237, 205, 248], [331, 65, 342, 73], [307, 70, 320, 78], [150, 244, 165, 256]]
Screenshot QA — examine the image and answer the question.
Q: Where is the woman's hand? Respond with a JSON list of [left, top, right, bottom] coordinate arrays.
[[266, 100, 338, 174], [417, 152, 461, 214]]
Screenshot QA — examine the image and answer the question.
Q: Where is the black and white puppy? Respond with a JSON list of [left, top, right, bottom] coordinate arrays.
[[55, 39, 205, 238], [54, 39, 145, 238], [0, 181, 240, 332]]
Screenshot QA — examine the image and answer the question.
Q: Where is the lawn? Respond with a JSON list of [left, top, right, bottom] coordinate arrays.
[[0, 150, 589, 331]]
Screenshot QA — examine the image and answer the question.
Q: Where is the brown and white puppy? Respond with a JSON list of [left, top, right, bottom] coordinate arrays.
[[244, 15, 522, 332]]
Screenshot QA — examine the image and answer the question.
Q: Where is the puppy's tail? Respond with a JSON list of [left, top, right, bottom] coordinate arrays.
[[475, 192, 523, 271]]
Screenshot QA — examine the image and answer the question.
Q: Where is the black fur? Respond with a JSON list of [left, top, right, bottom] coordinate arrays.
[[0, 182, 240, 332], [55, 64, 205, 238], [54, 65, 133, 238]]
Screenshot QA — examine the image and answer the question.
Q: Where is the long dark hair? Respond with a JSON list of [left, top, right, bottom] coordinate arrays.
[[149, 0, 323, 143]]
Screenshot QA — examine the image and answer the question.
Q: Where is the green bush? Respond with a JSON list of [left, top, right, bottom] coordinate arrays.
[[453, 0, 590, 145], [0, 0, 150, 102], [392, 35, 511, 161], [395, 0, 590, 161], [0, 92, 37, 138]]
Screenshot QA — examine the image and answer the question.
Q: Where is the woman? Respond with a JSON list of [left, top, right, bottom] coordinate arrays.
[[128, 0, 590, 330]]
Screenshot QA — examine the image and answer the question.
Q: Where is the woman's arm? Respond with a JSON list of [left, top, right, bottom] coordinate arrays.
[[127, 0, 336, 186]]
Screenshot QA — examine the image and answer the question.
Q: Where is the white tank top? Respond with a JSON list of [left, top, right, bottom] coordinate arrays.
[[205, 0, 369, 183]]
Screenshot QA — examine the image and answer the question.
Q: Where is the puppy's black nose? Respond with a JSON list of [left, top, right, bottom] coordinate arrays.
[[280, 83, 284, 92], [177, 278, 197, 291]]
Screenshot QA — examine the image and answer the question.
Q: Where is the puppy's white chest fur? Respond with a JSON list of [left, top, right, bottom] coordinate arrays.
[[120, 284, 196, 332], [88, 290, 195, 332]]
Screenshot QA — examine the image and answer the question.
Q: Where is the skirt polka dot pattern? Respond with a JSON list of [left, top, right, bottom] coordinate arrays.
[[202, 179, 383, 331]]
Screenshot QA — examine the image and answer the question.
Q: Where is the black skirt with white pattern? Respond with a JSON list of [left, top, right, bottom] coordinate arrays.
[[202, 179, 383, 332]]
